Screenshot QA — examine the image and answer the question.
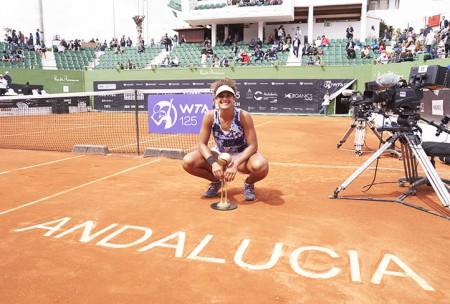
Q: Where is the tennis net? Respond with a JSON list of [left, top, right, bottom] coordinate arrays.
[[0, 89, 213, 156]]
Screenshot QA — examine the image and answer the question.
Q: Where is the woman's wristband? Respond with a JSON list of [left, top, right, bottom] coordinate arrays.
[[206, 156, 217, 165]]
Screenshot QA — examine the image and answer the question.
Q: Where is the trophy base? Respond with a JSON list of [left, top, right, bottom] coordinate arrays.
[[211, 202, 238, 211]]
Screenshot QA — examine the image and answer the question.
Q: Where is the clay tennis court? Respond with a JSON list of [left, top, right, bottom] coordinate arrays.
[[1, 115, 449, 303]]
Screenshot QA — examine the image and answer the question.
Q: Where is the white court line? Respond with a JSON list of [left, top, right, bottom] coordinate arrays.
[[0, 158, 161, 216], [0, 155, 85, 175]]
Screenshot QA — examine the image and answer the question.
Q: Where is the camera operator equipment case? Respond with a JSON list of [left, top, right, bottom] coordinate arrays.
[[409, 65, 449, 88]]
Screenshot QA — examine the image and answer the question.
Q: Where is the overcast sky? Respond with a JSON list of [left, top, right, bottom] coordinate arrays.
[[1, 0, 449, 46], [0, 0, 180, 44]]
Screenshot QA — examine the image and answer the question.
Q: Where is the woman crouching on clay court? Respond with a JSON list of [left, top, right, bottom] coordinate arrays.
[[182, 78, 269, 201]]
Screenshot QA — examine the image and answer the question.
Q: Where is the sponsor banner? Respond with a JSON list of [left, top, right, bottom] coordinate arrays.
[[148, 93, 212, 134], [0, 95, 89, 110], [94, 79, 354, 114]]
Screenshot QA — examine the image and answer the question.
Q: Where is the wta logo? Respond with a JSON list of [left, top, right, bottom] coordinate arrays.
[[151, 99, 177, 129]]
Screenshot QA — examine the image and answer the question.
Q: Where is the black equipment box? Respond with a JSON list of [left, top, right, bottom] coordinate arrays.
[[409, 65, 450, 88]]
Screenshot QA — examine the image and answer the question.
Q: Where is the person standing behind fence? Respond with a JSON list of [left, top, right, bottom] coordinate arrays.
[[346, 24, 354, 40], [3, 71, 12, 87], [0, 75, 7, 96], [322, 91, 331, 116]]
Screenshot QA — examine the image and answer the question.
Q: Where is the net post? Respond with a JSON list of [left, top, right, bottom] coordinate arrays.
[[135, 89, 140, 156]]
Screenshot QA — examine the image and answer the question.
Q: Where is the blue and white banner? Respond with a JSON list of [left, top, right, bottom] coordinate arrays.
[[148, 93, 212, 134]]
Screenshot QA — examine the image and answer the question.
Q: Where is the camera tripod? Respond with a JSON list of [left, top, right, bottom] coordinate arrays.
[[336, 115, 401, 158], [331, 114, 450, 220]]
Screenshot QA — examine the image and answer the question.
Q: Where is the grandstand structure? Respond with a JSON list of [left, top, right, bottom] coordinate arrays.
[[2, 0, 446, 71], [0, 0, 447, 94]]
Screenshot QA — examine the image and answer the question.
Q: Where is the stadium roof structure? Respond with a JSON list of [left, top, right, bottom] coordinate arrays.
[[176, 0, 370, 45]]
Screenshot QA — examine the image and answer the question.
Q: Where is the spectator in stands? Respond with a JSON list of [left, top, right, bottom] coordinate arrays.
[[220, 56, 229, 67], [164, 34, 173, 52], [354, 38, 363, 51], [2, 51, 11, 62], [306, 56, 315, 65], [126, 37, 133, 47], [382, 28, 392, 41], [170, 55, 179, 67], [239, 50, 251, 65], [376, 50, 390, 64], [137, 42, 145, 53], [39, 41, 47, 58], [120, 35, 126, 47], [256, 37, 263, 49], [346, 24, 354, 40], [444, 32, 450, 58], [346, 38, 355, 59], [430, 33, 440, 59], [116, 61, 124, 70], [414, 40, 425, 55], [212, 55, 220, 67], [11, 30, 18, 45], [5, 33, 13, 50], [201, 52, 209, 67], [109, 38, 117, 50], [67, 40, 75, 51], [320, 35, 329, 48], [277, 25, 285, 42], [292, 35, 300, 57], [406, 27, 415, 39], [248, 38, 257, 50], [295, 26, 302, 42], [416, 28, 425, 45], [361, 45, 370, 59], [231, 42, 238, 56], [401, 49, 414, 61], [18, 31, 25, 48], [100, 40, 108, 51], [161, 54, 170, 67], [315, 56, 321, 65], [203, 37, 211, 48], [397, 29, 407, 45], [14, 49, 24, 62], [308, 43, 318, 56], [267, 34, 275, 44], [253, 46, 265, 62], [125, 59, 133, 69], [206, 46, 214, 57], [265, 46, 277, 61], [0, 75, 7, 95], [223, 35, 233, 46], [423, 24, 433, 37], [378, 39, 386, 52], [281, 40, 290, 52], [180, 35, 187, 44], [440, 16, 449, 30], [27, 33, 34, 48], [3, 71, 12, 86], [35, 29, 41, 45], [425, 29, 435, 55], [369, 25, 377, 41], [113, 44, 123, 54]]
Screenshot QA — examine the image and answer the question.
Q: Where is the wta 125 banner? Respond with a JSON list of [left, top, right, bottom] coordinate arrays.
[[147, 94, 213, 134]]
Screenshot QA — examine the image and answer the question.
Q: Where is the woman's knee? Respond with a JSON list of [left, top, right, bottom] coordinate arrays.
[[182, 152, 196, 171], [249, 155, 269, 176]]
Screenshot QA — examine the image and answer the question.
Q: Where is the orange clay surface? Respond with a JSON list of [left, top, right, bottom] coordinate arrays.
[[0, 115, 449, 303]]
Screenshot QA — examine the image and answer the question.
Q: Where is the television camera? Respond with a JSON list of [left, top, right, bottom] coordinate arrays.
[[332, 65, 450, 220]]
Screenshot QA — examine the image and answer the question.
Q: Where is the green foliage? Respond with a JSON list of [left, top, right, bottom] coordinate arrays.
[[379, 20, 395, 38]]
